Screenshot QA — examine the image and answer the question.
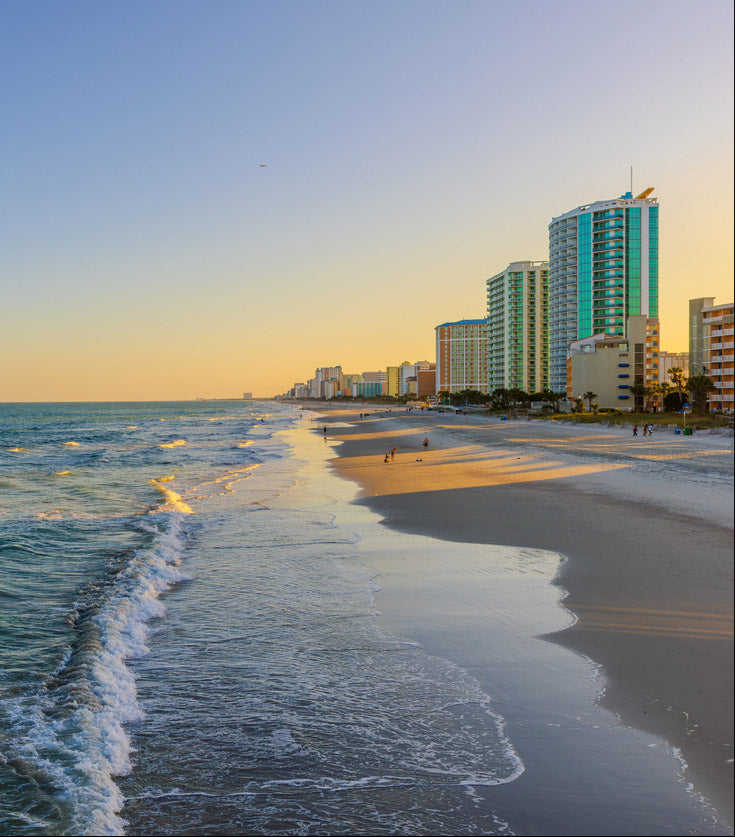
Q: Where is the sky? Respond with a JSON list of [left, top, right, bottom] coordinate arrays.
[[1, 0, 732, 401]]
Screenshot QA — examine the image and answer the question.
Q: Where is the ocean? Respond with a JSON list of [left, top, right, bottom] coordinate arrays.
[[0, 401, 728, 836]]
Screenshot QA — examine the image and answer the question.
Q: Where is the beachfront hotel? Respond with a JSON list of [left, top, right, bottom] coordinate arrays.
[[548, 188, 659, 392], [690, 297, 734, 412], [435, 319, 491, 393], [485, 261, 550, 393]]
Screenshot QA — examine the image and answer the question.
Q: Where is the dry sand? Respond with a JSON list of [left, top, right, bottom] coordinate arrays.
[[314, 405, 734, 827]]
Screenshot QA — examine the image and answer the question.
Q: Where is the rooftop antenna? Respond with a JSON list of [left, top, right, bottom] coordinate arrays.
[[630, 165, 633, 195]]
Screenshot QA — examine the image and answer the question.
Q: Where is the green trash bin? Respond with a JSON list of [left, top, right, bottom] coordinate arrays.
[[683, 427, 693, 436]]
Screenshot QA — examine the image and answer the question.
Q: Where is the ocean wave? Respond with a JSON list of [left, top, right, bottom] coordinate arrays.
[[151, 478, 194, 514], [2, 512, 192, 836], [187, 464, 260, 499]]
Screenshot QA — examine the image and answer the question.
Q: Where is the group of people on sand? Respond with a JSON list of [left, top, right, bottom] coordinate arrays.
[[383, 438, 429, 463], [632, 423, 655, 437]]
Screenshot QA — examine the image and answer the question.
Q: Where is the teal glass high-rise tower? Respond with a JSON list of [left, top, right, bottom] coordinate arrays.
[[548, 190, 659, 392]]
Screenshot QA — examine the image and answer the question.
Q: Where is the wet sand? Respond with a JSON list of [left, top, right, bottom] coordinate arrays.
[[314, 406, 734, 828]]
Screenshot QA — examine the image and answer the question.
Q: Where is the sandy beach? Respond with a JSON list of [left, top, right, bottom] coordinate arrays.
[[312, 405, 734, 829]]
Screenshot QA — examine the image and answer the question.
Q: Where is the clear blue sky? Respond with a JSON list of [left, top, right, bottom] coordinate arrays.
[[2, 0, 732, 399]]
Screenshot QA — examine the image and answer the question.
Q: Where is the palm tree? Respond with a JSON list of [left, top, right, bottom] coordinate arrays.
[[583, 390, 597, 412], [686, 374, 716, 415]]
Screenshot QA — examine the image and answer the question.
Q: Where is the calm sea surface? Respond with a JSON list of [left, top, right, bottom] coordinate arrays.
[[0, 402, 728, 836]]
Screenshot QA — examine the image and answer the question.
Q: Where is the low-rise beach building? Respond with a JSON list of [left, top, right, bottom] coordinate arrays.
[[567, 315, 660, 410], [352, 381, 383, 398], [435, 319, 490, 394]]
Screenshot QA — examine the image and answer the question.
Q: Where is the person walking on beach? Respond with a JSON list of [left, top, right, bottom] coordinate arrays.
[[633, 424, 638, 437], [384, 453, 389, 463], [423, 437, 429, 450], [643, 424, 648, 437], [649, 423, 654, 436], [390, 446, 397, 461]]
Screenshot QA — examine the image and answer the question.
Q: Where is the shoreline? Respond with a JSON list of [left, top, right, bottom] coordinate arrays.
[[313, 405, 734, 828]]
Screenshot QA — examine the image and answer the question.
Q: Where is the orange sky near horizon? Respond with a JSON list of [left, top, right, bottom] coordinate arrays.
[[1, 1, 732, 401]]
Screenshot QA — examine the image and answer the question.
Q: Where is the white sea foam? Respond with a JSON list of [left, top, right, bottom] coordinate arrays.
[[151, 478, 194, 514], [4, 511, 191, 836]]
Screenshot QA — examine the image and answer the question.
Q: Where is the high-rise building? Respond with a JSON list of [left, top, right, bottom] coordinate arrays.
[[548, 188, 659, 391], [486, 261, 550, 393], [689, 297, 715, 375], [435, 319, 490, 394]]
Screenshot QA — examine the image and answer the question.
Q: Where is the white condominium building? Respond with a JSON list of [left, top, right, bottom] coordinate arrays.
[[485, 261, 550, 393]]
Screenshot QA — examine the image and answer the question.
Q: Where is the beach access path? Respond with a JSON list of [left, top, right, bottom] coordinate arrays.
[[314, 406, 734, 827]]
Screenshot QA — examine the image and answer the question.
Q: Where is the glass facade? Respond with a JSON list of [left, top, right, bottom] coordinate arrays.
[[648, 205, 659, 317], [625, 207, 642, 316], [577, 214, 592, 338], [549, 195, 659, 393]]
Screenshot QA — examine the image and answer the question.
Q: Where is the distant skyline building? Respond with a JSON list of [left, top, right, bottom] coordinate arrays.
[[385, 366, 400, 397], [310, 366, 343, 398], [351, 380, 383, 398], [435, 319, 490, 394], [398, 360, 432, 396], [486, 261, 549, 393], [658, 350, 689, 384], [548, 188, 659, 391]]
